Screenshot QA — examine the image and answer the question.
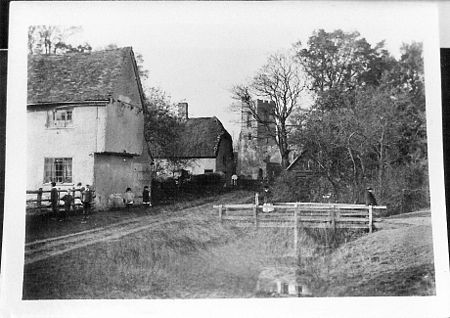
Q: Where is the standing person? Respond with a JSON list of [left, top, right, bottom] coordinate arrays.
[[263, 184, 271, 204], [142, 185, 152, 207], [124, 187, 135, 211], [262, 184, 274, 213], [60, 192, 72, 221], [50, 182, 59, 218], [365, 187, 378, 206], [231, 174, 238, 187], [81, 184, 93, 223], [74, 182, 83, 212]]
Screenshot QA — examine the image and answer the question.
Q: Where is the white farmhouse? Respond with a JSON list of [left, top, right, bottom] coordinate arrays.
[[27, 47, 152, 209]]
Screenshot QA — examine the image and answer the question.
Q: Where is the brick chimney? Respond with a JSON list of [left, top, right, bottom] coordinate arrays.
[[178, 102, 188, 120]]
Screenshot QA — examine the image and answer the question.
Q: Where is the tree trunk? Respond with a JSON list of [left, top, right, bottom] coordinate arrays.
[[279, 122, 290, 169], [281, 153, 290, 169], [347, 146, 358, 202], [378, 125, 385, 194]]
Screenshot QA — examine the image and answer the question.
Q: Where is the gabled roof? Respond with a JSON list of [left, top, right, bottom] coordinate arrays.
[[27, 47, 143, 105], [152, 116, 232, 159]]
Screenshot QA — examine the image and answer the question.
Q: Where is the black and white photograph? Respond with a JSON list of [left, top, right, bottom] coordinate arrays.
[[1, 1, 450, 317]]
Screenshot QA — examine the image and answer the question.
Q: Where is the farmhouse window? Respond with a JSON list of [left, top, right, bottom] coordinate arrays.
[[44, 158, 72, 183], [247, 133, 252, 140], [47, 108, 73, 128]]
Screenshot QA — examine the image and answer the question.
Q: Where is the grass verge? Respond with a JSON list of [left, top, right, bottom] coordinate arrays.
[[25, 190, 253, 243]]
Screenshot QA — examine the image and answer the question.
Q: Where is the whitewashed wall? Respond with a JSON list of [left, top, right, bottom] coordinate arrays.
[[27, 105, 106, 191]]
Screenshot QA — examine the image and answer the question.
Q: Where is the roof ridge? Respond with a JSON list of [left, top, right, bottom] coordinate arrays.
[[28, 46, 132, 59]]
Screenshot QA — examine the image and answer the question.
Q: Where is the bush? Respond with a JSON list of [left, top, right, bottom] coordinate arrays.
[[271, 171, 331, 202], [271, 161, 430, 215], [151, 173, 228, 204]]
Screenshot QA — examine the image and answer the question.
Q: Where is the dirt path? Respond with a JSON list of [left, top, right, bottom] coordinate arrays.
[[25, 193, 253, 265], [376, 209, 431, 230]]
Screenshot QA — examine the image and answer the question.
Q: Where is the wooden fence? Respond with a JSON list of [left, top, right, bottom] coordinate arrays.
[[214, 200, 386, 255], [26, 188, 94, 215], [213, 202, 387, 233]]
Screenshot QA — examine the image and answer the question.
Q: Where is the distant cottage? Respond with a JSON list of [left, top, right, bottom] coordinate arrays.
[[27, 47, 152, 209], [152, 103, 234, 182]]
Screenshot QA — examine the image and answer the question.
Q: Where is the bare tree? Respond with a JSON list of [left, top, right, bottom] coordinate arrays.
[[232, 52, 306, 168], [28, 25, 83, 55]]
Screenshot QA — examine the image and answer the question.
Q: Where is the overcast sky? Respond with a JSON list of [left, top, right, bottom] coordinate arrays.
[[18, 1, 434, 140]]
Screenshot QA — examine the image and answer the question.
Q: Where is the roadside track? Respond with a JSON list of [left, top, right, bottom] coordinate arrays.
[[25, 193, 253, 265]]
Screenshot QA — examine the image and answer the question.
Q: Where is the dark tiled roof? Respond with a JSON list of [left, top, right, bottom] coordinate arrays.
[[27, 47, 133, 104], [153, 116, 232, 158]]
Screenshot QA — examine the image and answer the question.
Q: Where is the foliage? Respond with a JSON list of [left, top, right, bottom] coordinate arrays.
[[232, 52, 306, 168], [143, 88, 193, 176], [151, 173, 228, 203], [28, 25, 90, 55], [294, 29, 393, 95], [271, 171, 311, 202], [271, 30, 428, 213]]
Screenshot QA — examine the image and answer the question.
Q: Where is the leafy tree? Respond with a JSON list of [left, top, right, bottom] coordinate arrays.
[[232, 52, 306, 168], [283, 30, 428, 211], [143, 88, 192, 178], [53, 42, 92, 54], [294, 29, 389, 93]]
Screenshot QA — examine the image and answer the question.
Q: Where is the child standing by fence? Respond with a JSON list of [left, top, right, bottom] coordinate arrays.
[[124, 188, 135, 211], [60, 192, 72, 221], [142, 185, 151, 207], [50, 182, 59, 217], [81, 185, 94, 223]]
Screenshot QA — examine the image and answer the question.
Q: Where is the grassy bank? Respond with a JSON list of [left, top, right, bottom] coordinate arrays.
[[23, 202, 435, 298], [24, 203, 302, 299], [298, 213, 435, 296]]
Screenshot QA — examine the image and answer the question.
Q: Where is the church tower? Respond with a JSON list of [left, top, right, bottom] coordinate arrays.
[[237, 99, 280, 180]]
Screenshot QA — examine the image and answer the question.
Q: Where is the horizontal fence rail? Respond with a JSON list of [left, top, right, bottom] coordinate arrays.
[[26, 188, 95, 215], [213, 202, 386, 233]]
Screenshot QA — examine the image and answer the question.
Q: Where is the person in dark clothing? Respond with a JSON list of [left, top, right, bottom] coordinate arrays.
[[365, 187, 378, 206], [142, 185, 151, 207], [81, 184, 93, 223], [50, 182, 59, 217]]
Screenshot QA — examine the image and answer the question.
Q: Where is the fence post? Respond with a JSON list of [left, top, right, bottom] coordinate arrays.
[[71, 189, 76, 212], [369, 205, 373, 233], [331, 205, 336, 231], [253, 204, 258, 228], [219, 205, 223, 222], [294, 204, 299, 257], [37, 188, 43, 213], [255, 193, 259, 206]]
